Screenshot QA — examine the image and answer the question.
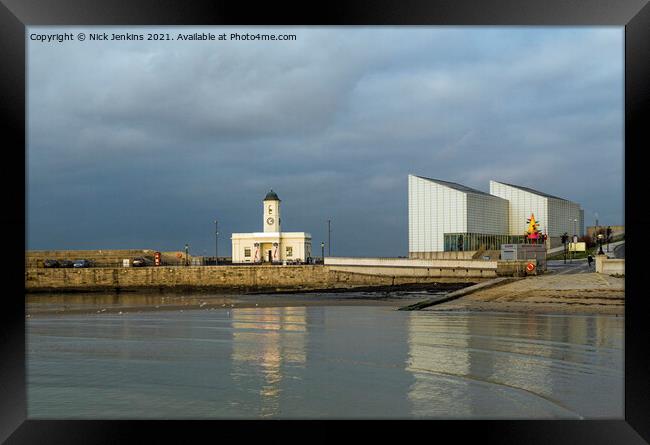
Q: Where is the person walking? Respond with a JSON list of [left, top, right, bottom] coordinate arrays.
[[587, 254, 594, 269]]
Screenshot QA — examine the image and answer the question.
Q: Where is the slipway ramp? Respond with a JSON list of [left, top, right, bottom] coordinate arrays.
[[398, 277, 521, 311]]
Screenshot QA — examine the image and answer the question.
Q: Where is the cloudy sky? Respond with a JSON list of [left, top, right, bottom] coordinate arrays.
[[27, 27, 624, 257]]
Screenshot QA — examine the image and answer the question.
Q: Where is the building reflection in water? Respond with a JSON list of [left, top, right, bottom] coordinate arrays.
[[406, 312, 473, 417], [230, 307, 307, 417], [405, 312, 623, 418]]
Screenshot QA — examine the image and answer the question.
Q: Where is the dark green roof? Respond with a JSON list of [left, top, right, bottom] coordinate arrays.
[[264, 190, 280, 201]]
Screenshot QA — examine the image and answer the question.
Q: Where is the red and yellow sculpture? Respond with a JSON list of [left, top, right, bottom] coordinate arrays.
[[525, 213, 545, 244]]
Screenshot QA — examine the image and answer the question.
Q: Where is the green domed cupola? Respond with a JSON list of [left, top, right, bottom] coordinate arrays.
[[264, 190, 280, 201]]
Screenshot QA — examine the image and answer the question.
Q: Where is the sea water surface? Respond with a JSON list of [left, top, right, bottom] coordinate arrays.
[[27, 298, 623, 419]]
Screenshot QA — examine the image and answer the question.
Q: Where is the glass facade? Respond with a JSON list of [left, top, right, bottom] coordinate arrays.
[[443, 233, 532, 251]]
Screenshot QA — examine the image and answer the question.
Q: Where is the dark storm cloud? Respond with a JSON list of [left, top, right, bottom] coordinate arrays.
[[27, 27, 623, 255]]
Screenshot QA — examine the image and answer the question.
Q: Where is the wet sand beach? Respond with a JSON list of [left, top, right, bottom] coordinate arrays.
[[26, 289, 449, 317]]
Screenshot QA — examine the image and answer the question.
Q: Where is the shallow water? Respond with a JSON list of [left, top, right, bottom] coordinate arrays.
[[27, 304, 623, 419]]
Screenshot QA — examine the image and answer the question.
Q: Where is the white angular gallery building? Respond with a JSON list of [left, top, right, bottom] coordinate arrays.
[[408, 174, 584, 256], [408, 175, 511, 257]]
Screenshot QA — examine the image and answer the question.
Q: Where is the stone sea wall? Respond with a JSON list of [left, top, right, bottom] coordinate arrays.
[[25, 265, 486, 293]]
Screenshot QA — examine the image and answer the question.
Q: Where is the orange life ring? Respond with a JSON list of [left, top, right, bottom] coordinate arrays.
[[526, 262, 535, 272]]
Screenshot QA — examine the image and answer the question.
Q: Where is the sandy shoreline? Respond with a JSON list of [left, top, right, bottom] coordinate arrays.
[[425, 272, 624, 315]]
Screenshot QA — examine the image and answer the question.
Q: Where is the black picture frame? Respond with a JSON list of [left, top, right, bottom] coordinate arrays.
[[1, 0, 648, 443]]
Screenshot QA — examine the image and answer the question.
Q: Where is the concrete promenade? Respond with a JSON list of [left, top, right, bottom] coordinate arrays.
[[324, 256, 499, 279], [324, 256, 535, 279]]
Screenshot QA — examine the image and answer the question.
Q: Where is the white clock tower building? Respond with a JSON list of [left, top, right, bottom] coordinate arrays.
[[263, 190, 281, 233], [231, 190, 312, 264]]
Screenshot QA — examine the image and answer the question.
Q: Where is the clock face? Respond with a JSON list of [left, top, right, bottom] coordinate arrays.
[[267, 217, 274, 225]]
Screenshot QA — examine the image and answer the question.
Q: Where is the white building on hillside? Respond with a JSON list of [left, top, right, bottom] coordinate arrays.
[[231, 190, 312, 264], [408, 175, 510, 258], [489, 181, 584, 248]]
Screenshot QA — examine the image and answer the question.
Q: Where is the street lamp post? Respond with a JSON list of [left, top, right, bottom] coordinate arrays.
[[598, 234, 605, 255], [327, 219, 331, 257], [570, 219, 578, 263], [595, 216, 599, 257], [321, 242, 325, 264], [214, 220, 219, 265], [573, 219, 578, 241]]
